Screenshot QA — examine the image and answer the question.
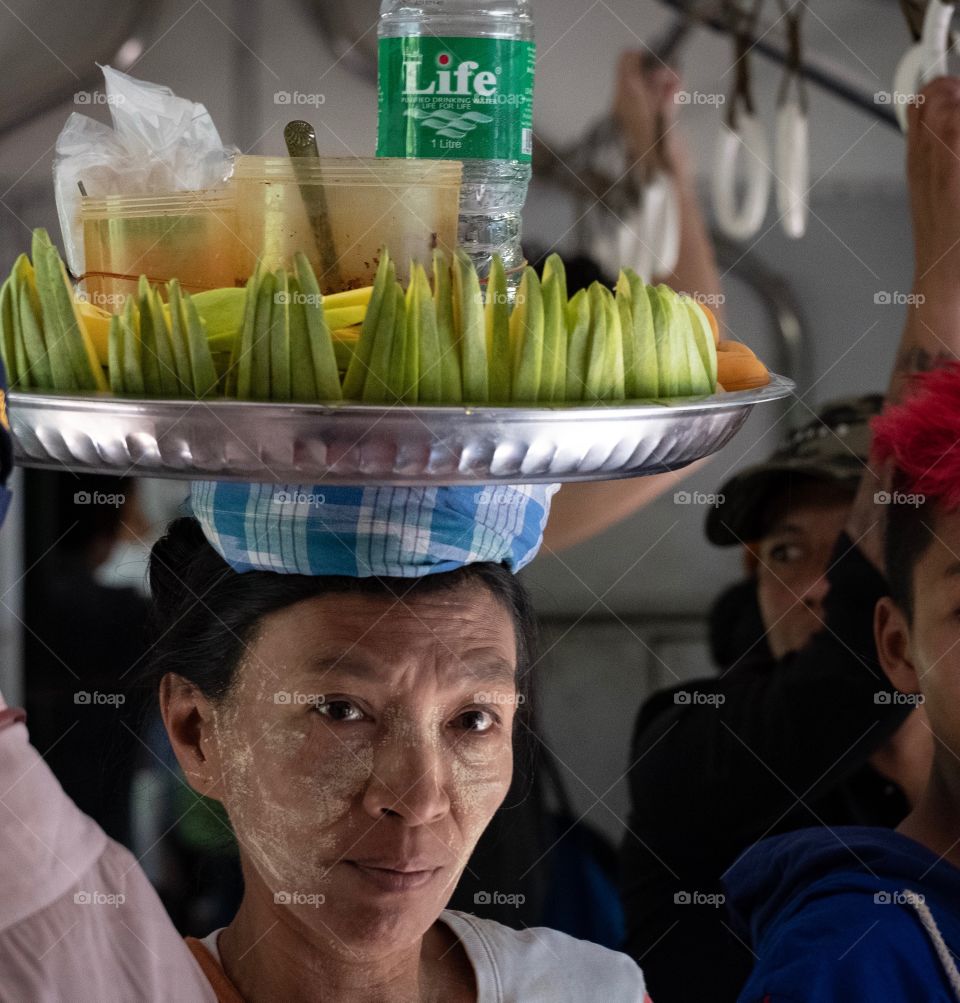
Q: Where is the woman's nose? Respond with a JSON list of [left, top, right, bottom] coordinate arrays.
[[361, 735, 450, 825], [800, 569, 830, 610]]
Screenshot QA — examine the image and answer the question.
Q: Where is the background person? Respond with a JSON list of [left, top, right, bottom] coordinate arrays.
[[618, 74, 960, 1003], [727, 361, 960, 1000]]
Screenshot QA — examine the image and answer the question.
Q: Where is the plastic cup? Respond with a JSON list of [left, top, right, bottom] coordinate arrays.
[[79, 189, 240, 304], [230, 156, 462, 291]]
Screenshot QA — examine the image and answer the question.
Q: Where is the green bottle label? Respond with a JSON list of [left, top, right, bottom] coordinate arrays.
[[377, 36, 535, 162]]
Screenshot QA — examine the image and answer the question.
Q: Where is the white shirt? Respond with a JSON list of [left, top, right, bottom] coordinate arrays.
[[197, 909, 647, 1002]]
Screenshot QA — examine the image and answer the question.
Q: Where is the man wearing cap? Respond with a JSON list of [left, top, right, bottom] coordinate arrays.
[[619, 76, 960, 1003], [618, 397, 930, 1003]]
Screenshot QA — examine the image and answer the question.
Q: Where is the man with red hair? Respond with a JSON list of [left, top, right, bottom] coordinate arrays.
[[725, 363, 960, 1000], [621, 74, 960, 1002]]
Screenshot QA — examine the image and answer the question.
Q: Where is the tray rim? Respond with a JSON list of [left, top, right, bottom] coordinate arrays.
[[7, 373, 794, 422]]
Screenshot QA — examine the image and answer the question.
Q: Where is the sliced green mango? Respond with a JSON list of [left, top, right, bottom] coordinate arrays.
[[16, 264, 53, 389], [31, 229, 107, 391], [683, 296, 719, 392], [485, 255, 511, 403], [167, 279, 196, 395], [363, 279, 400, 403], [510, 266, 544, 403], [626, 271, 658, 398], [616, 273, 635, 396], [584, 283, 609, 402], [433, 250, 462, 402], [564, 288, 590, 401], [294, 252, 341, 402], [649, 284, 687, 398], [454, 250, 488, 403], [413, 264, 442, 403], [184, 293, 220, 398], [540, 270, 565, 401], [107, 314, 124, 395], [120, 298, 144, 397], [343, 250, 391, 400], [0, 277, 18, 386], [145, 283, 178, 396], [270, 269, 291, 402], [542, 252, 568, 310], [403, 271, 420, 404], [233, 265, 262, 400], [600, 285, 625, 400], [18, 283, 52, 389], [285, 276, 316, 403], [251, 271, 274, 401], [137, 277, 163, 396], [386, 283, 408, 402]]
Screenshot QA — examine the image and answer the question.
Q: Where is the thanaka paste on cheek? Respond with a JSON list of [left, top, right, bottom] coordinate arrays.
[[211, 658, 375, 891]]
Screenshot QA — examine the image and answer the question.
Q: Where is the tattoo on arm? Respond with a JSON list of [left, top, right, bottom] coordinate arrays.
[[895, 345, 956, 376]]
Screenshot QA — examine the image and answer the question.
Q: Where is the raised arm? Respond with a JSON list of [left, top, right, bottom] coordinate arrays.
[[542, 54, 723, 555], [846, 77, 960, 569]]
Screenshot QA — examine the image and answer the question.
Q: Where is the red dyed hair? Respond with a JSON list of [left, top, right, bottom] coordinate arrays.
[[872, 362, 960, 510]]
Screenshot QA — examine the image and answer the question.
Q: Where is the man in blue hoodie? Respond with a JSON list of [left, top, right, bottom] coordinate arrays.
[[724, 370, 960, 1000]]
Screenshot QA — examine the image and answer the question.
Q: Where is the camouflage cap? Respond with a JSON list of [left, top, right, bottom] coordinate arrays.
[[705, 395, 883, 546]]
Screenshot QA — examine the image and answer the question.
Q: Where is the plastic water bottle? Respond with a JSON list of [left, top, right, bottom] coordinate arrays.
[[377, 0, 535, 286]]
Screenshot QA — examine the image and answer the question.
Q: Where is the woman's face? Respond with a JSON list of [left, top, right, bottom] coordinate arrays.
[[179, 582, 519, 957]]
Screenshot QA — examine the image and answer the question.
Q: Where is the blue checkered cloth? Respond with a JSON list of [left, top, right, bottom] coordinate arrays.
[[189, 482, 561, 578]]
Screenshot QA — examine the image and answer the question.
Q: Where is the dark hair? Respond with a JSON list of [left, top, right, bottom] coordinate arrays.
[[885, 472, 937, 621], [141, 517, 540, 777]]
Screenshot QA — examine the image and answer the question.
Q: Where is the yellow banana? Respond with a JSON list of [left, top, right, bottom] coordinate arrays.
[[76, 299, 113, 365]]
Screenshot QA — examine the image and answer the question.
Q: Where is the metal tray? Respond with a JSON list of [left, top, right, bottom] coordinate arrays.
[[8, 375, 793, 485]]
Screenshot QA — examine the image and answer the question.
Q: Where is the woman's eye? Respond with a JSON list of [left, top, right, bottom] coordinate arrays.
[[454, 708, 499, 734], [769, 543, 804, 564], [314, 699, 366, 723]]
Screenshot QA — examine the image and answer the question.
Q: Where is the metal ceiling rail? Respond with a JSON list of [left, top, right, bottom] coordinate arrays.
[[656, 0, 903, 130]]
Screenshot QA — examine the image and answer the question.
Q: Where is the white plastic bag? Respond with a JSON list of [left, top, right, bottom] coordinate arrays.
[[53, 64, 237, 275]]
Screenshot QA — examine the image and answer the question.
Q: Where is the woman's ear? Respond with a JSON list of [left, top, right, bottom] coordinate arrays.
[[159, 673, 224, 800], [875, 596, 922, 694]]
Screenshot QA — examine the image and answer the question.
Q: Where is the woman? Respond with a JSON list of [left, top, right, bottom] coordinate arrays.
[[0, 481, 648, 1001]]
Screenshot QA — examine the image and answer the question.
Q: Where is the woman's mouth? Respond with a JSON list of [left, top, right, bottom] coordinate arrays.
[[345, 860, 442, 892]]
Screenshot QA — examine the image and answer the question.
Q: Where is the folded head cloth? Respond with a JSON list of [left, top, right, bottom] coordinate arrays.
[[189, 481, 561, 578]]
